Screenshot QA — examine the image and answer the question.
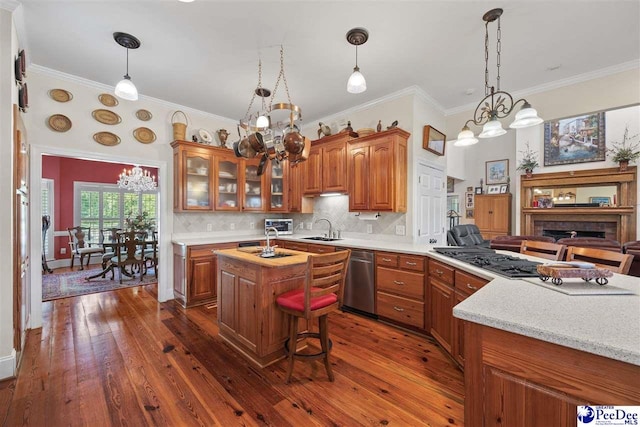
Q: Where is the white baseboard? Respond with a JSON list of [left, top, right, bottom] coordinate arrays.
[[0, 349, 16, 380], [46, 258, 101, 270]]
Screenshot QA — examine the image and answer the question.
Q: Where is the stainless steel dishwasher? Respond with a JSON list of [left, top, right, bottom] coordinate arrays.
[[342, 249, 376, 318]]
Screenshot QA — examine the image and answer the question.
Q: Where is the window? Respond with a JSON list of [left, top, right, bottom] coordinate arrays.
[[42, 178, 54, 259], [74, 182, 158, 239]]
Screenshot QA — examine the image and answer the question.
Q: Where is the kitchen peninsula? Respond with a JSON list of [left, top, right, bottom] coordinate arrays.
[[215, 247, 311, 367]]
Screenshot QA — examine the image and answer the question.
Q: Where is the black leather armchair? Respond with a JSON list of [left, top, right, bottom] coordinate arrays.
[[447, 224, 490, 247]]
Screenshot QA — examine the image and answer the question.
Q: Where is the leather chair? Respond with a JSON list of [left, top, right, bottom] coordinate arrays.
[[623, 241, 640, 277], [491, 235, 555, 253], [556, 237, 622, 253], [448, 224, 489, 247], [275, 250, 351, 383]]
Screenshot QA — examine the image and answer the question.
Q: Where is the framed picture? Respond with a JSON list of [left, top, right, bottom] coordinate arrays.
[[467, 186, 473, 192], [423, 125, 446, 156], [487, 185, 501, 194], [475, 187, 483, 195], [499, 184, 509, 194], [543, 112, 606, 166], [486, 159, 509, 184], [589, 196, 611, 205], [466, 209, 474, 219], [447, 177, 454, 193], [465, 192, 474, 209]]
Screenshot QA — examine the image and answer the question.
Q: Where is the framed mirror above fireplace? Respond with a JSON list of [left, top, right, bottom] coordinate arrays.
[[520, 167, 637, 243]]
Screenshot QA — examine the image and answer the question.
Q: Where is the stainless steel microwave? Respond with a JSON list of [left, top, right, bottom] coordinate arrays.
[[265, 218, 293, 235]]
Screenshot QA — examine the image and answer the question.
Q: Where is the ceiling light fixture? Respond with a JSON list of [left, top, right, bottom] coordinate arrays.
[[235, 46, 306, 175], [113, 32, 141, 101], [346, 27, 368, 94], [455, 9, 543, 147], [117, 165, 157, 193]]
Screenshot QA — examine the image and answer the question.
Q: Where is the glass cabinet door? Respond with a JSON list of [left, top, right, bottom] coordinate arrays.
[[216, 157, 239, 210], [243, 159, 265, 211], [269, 160, 288, 212], [185, 153, 212, 210]]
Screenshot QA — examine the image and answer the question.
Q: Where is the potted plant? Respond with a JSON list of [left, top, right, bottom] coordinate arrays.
[[607, 126, 640, 171], [125, 211, 155, 234], [516, 142, 540, 178]]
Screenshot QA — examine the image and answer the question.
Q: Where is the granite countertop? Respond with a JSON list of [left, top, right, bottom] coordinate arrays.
[[172, 232, 640, 365], [215, 247, 309, 268]]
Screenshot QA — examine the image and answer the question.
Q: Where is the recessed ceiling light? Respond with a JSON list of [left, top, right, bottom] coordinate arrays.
[[547, 65, 562, 71], [465, 88, 475, 96], [178, 0, 195, 3]]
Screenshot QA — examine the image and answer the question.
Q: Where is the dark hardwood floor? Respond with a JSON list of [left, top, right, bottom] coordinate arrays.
[[1, 284, 464, 426]]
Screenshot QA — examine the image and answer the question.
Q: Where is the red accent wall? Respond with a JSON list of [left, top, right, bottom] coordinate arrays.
[[42, 155, 158, 259]]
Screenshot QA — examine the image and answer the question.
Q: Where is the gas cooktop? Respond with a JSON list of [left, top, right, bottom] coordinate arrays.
[[433, 247, 541, 278]]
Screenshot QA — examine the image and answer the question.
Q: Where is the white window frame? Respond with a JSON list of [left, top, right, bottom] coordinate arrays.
[[42, 178, 55, 260]]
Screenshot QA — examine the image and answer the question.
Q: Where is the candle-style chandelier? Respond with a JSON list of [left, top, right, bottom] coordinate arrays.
[[117, 165, 157, 193], [234, 46, 308, 175], [455, 8, 543, 147]]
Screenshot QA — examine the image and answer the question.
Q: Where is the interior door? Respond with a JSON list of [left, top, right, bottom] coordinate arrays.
[[416, 161, 445, 245]]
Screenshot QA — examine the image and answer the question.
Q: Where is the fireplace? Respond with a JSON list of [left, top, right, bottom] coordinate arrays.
[[536, 220, 614, 240], [542, 229, 606, 240]]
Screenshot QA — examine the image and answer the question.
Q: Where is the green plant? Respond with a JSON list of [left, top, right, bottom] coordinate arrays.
[[607, 126, 640, 163], [516, 142, 540, 171], [125, 211, 155, 231]]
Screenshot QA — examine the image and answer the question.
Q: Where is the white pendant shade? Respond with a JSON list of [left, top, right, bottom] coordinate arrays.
[[509, 106, 544, 129], [115, 76, 138, 101], [347, 69, 366, 94], [256, 115, 270, 129], [454, 127, 479, 146], [479, 118, 506, 138]]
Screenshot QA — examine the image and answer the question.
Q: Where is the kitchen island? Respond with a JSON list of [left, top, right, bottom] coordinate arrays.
[[215, 247, 310, 367]]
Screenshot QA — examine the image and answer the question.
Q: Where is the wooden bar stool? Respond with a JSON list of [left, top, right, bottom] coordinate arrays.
[[275, 249, 351, 383]]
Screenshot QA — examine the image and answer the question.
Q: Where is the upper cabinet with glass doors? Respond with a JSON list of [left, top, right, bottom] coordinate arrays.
[[171, 140, 215, 211]]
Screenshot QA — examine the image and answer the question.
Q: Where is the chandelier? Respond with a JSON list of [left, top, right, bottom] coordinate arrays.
[[455, 8, 543, 147], [117, 165, 157, 193], [234, 46, 307, 175]]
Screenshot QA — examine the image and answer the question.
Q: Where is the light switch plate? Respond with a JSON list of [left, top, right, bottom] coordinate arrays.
[[249, 222, 255, 230], [206, 223, 213, 231], [307, 222, 313, 230], [229, 223, 235, 230], [366, 224, 373, 234], [395, 225, 405, 235]]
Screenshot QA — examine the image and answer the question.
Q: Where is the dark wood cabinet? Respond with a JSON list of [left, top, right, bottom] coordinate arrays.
[[429, 274, 453, 353], [303, 133, 353, 195], [474, 194, 511, 240], [171, 140, 215, 212], [348, 128, 409, 212]]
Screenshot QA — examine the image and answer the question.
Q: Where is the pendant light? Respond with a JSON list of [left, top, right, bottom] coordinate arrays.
[[113, 32, 141, 101], [346, 28, 369, 94], [455, 9, 543, 146]]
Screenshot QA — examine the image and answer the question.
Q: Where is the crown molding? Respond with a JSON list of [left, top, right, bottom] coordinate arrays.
[[0, 1, 20, 12], [29, 64, 237, 124], [445, 60, 640, 117]]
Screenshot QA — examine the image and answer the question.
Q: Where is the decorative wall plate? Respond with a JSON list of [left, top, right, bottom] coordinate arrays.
[[49, 89, 73, 102], [135, 109, 152, 121], [133, 127, 156, 144], [98, 93, 119, 107], [48, 114, 72, 132], [93, 131, 121, 146], [92, 109, 122, 125], [198, 128, 213, 143]]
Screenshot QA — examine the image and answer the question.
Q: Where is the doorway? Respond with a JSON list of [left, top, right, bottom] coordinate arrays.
[[415, 160, 446, 245]]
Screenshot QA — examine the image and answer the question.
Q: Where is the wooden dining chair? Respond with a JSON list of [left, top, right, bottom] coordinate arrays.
[[565, 246, 633, 274], [67, 226, 105, 270], [520, 240, 566, 261], [98, 228, 122, 277], [275, 249, 351, 383], [108, 230, 146, 283]]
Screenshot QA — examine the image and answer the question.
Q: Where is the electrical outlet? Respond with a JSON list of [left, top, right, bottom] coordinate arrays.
[[206, 223, 213, 232], [299, 222, 304, 230], [249, 222, 255, 230], [395, 225, 405, 235], [306, 222, 313, 230], [366, 224, 373, 234], [60, 248, 66, 255], [229, 223, 236, 230]]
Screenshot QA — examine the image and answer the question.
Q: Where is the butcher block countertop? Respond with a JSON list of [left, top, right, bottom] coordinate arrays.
[[215, 247, 309, 268]]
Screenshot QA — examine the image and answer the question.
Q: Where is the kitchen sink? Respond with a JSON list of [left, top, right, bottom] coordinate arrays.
[[302, 236, 343, 242], [258, 252, 292, 258]]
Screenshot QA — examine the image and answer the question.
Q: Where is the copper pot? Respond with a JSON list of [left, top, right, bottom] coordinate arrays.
[[289, 136, 310, 165], [283, 130, 304, 155], [234, 132, 264, 158]]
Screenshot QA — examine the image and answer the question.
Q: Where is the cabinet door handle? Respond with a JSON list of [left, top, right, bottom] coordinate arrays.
[[466, 283, 478, 290], [393, 306, 405, 312], [405, 261, 417, 266], [382, 258, 392, 262], [393, 280, 405, 285], [435, 269, 444, 276]]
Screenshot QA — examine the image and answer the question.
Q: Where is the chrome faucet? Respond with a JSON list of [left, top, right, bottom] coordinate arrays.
[[315, 218, 333, 239], [264, 226, 279, 255]]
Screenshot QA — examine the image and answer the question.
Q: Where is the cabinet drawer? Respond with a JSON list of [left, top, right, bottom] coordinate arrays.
[[454, 270, 489, 297], [377, 267, 424, 300], [377, 292, 425, 329], [283, 241, 309, 252], [399, 255, 425, 272], [429, 259, 454, 285], [190, 242, 236, 258], [376, 252, 399, 268], [306, 243, 335, 254]]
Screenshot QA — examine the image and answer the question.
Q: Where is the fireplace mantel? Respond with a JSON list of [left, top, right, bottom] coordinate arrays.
[[520, 167, 637, 243]]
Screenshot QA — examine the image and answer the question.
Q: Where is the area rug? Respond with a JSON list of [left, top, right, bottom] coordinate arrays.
[[42, 268, 157, 301]]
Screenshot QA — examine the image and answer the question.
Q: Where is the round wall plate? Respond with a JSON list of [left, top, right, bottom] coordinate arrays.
[[92, 109, 122, 125], [93, 131, 121, 146], [133, 127, 156, 144], [136, 109, 152, 121], [198, 129, 213, 143], [49, 88, 73, 102], [98, 93, 119, 107], [48, 114, 72, 132]]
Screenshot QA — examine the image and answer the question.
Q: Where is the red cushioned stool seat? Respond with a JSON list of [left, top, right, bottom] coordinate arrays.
[[276, 288, 338, 312]]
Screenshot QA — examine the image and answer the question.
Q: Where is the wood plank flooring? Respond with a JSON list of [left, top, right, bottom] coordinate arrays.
[[2, 284, 464, 426]]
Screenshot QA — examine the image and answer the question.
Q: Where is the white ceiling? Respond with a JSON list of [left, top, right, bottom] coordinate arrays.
[[19, 1, 640, 123]]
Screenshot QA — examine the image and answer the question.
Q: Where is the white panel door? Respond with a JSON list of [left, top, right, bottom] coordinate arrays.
[[417, 162, 445, 245]]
